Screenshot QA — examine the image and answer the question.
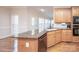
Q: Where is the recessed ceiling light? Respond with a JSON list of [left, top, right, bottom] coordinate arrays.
[[40, 9, 45, 12]]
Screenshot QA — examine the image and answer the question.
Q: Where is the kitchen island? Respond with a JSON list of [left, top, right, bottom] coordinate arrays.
[[12, 30, 47, 52]]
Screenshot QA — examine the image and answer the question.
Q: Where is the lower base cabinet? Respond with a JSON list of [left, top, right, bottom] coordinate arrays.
[[62, 30, 79, 42], [47, 30, 61, 48], [18, 33, 47, 52], [47, 31, 56, 48], [55, 30, 62, 43], [18, 39, 38, 52], [62, 30, 73, 42], [18, 30, 79, 52], [73, 36, 79, 42]]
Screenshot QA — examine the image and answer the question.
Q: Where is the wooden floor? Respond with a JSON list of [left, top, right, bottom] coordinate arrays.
[[0, 38, 79, 52], [47, 42, 79, 52]]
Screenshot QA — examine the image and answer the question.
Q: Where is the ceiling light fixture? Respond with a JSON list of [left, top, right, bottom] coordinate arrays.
[[40, 9, 45, 12]]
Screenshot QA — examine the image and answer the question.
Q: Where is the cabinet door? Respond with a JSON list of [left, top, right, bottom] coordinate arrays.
[[72, 7, 79, 16], [54, 9, 64, 23], [55, 30, 61, 43], [54, 8, 71, 23], [64, 9, 72, 22], [73, 36, 79, 42], [18, 39, 38, 52], [62, 30, 72, 42], [47, 31, 56, 47]]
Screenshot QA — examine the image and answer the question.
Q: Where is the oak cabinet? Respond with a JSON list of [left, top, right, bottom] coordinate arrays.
[[62, 30, 73, 42], [64, 9, 72, 22], [72, 7, 79, 42], [18, 39, 38, 52], [55, 30, 62, 43], [73, 36, 79, 42], [72, 7, 79, 16], [54, 8, 72, 23], [18, 33, 47, 52], [47, 31, 56, 47], [47, 30, 61, 48], [54, 9, 64, 23]]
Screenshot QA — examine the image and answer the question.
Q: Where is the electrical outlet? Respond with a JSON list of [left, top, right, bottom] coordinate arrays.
[[25, 42, 29, 47]]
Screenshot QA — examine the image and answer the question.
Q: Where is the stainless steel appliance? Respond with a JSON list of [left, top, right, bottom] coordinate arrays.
[[73, 25, 79, 36], [73, 16, 79, 36], [73, 16, 79, 24]]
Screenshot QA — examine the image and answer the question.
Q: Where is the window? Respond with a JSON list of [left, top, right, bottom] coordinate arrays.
[[38, 18, 51, 31], [32, 17, 35, 26], [39, 18, 45, 31], [45, 19, 51, 29], [31, 17, 37, 30], [32, 17, 51, 31]]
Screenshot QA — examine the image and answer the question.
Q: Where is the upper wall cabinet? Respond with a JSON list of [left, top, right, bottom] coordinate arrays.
[[72, 7, 79, 16], [53, 8, 72, 23]]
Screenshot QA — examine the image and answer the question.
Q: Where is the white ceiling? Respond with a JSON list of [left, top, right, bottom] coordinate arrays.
[[1, 6, 71, 19], [7, 6, 53, 19], [27, 6, 53, 19], [28, 6, 71, 19]]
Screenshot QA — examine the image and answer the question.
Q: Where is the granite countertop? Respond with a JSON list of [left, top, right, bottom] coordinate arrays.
[[12, 28, 71, 39], [47, 29, 57, 31], [12, 29, 47, 39]]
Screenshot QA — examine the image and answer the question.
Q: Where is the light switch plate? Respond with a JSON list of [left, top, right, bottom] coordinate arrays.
[[25, 42, 29, 47]]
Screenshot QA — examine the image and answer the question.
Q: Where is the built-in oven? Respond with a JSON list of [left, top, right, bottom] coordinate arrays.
[[73, 16, 79, 24], [73, 16, 79, 36], [73, 24, 79, 36], [73, 28, 79, 36]]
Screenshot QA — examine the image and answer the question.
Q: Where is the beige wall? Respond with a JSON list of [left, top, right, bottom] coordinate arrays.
[[0, 7, 11, 39]]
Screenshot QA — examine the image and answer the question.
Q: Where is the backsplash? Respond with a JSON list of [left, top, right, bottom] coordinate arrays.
[[53, 23, 67, 29]]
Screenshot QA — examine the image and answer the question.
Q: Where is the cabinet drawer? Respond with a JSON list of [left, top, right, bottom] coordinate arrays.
[[62, 30, 72, 32], [47, 31, 55, 35], [47, 34, 55, 40], [62, 30, 72, 35]]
